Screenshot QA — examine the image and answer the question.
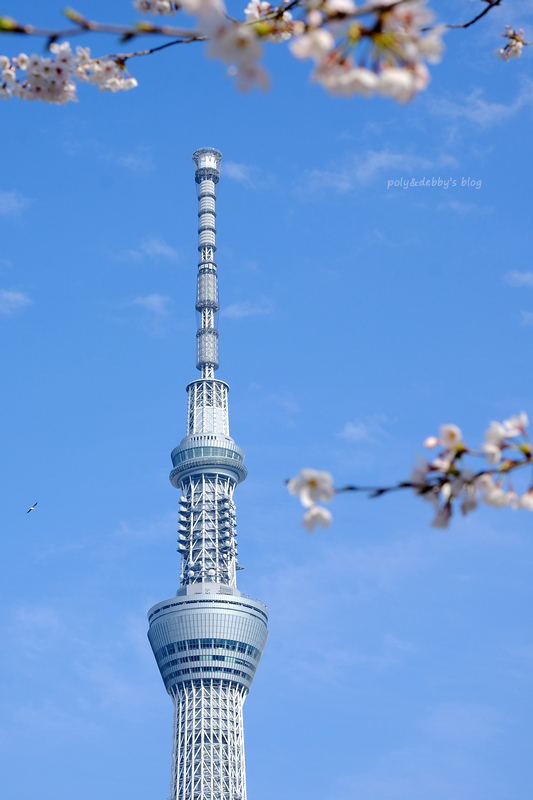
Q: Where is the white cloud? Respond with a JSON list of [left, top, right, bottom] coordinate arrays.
[[125, 236, 179, 262], [506, 271, 533, 288], [0, 190, 31, 215], [429, 82, 533, 126], [446, 201, 478, 213], [222, 161, 254, 185], [0, 289, 32, 315], [222, 298, 272, 319], [124, 236, 179, 262], [112, 147, 155, 173], [520, 310, 533, 326], [140, 236, 179, 260], [304, 150, 458, 191], [130, 294, 171, 315], [337, 414, 390, 443]]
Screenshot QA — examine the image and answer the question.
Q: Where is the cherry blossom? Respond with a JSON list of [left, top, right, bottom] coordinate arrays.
[[302, 504, 333, 531], [439, 424, 463, 449], [519, 491, 533, 511], [133, 0, 179, 15], [288, 468, 335, 507], [289, 413, 533, 530], [0, 43, 138, 103], [0, 1, 530, 102], [495, 26, 525, 60]]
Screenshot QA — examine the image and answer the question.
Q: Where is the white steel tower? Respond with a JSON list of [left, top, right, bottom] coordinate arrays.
[[148, 148, 268, 800]]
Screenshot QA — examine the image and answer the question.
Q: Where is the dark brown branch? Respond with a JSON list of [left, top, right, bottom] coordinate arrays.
[[335, 455, 533, 499], [421, 0, 502, 32], [100, 36, 205, 64]]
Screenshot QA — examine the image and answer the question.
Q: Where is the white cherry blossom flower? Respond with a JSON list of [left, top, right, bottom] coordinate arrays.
[[16, 53, 29, 70], [519, 490, 533, 511], [180, 0, 227, 34], [431, 504, 451, 529], [290, 29, 335, 61], [49, 42, 75, 67], [378, 67, 417, 103], [482, 481, 511, 508], [461, 488, 478, 515], [208, 24, 262, 65], [230, 62, 270, 91], [324, 0, 357, 15], [288, 468, 335, 508], [343, 67, 379, 97], [133, 0, 177, 15], [418, 27, 445, 64], [302, 504, 333, 532], [504, 412, 529, 436], [482, 442, 502, 465], [409, 458, 430, 486], [76, 46, 92, 64], [314, 58, 379, 97], [496, 26, 525, 61], [423, 436, 439, 449], [438, 423, 463, 450], [244, 0, 270, 21]]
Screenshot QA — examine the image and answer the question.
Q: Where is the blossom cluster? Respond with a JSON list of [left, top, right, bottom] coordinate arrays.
[[495, 25, 525, 60], [288, 413, 533, 531], [0, 42, 137, 104], [130, 0, 445, 99], [290, 0, 444, 101], [287, 469, 335, 531], [133, 0, 180, 15], [416, 414, 532, 528], [0, 1, 529, 101]]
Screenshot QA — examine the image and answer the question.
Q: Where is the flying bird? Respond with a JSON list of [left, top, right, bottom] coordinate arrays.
[[26, 502, 38, 514]]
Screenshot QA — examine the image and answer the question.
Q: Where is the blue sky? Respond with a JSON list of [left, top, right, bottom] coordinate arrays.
[[1, 1, 533, 798]]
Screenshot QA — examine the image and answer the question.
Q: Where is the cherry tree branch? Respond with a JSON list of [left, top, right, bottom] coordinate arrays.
[[421, 0, 502, 32]]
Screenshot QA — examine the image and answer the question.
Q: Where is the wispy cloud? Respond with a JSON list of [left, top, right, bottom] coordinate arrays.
[[506, 270, 533, 288], [222, 298, 272, 319], [125, 236, 179, 262], [429, 82, 533, 126], [112, 147, 155, 173], [129, 293, 171, 316], [222, 161, 254, 185], [304, 150, 458, 191], [337, 414, 390, 443], [140, 236, 178, 259], [445, 201, 483, 214], [520, 310, 533, 326], [0, 289, 32, 315], [0, 190, 31, 215]]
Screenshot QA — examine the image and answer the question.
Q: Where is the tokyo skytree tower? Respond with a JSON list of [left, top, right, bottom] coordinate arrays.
[[147, 148, 269, 800]]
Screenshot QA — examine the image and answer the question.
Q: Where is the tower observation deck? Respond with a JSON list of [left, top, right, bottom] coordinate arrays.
[[148, 148, 268, 800]]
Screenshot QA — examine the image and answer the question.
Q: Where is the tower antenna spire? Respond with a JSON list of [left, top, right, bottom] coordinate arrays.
[[193, 146, 222, 380], [148, 148, 268, 800]]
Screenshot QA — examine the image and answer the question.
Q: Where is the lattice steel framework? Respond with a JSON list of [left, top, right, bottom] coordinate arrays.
[[170, 681, 247, 800], [148, 148, 268, 800]]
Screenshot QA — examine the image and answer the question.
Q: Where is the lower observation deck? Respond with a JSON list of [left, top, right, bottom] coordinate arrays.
[[147, 584, 268, 694]]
